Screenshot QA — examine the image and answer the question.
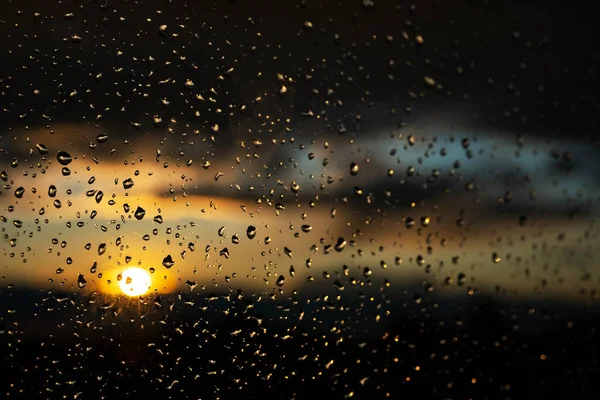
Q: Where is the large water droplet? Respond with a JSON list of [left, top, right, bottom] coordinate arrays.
[[276, 275, 286, 287], [77, 273, 87, 289], [57, 151, 73, 166], [122, 178, 134, 190], [335, 237, 347, 252], [162, 255, 175, 268], [134, 206, 146, 220], [301, 224, 312, 233], [98, 243, 107, 255], [14, 187, 25, 199]]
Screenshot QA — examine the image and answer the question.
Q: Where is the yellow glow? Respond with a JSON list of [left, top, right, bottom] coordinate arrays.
[[118, 267, 152, 297]]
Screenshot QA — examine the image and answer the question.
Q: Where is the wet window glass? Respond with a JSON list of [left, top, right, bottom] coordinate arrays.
[[1, 0, 597, 398]]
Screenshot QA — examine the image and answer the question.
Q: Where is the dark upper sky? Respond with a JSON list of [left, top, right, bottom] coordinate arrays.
[[0, 0, 596, 142]]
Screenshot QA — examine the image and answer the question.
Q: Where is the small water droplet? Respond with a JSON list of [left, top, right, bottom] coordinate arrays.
[[98, 243, 107, 256], [349, 162, 359, 176], [134, 206, 146, 220], [153, 215, 163, 224], [36, 143, 49, 155], [246, 225, 257, 239]]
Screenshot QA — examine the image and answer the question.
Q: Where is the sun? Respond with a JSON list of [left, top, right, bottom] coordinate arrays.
[[118, 267, 152, 297]]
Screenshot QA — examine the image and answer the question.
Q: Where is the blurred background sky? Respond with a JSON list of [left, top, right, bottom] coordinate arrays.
[[0, 0, 598, 304]]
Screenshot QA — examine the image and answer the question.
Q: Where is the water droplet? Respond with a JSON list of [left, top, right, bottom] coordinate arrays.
[[95, 191, 104, 204], [246, 225, 257, 239], [232, 234, 240, 244], [349, 162, 359, 176], [289, 265, 295, 277], [334, 237, 347, 252], [220, 248, 230, 258], [36, 143, 49, 155], [57, 151, 73, 166], [13, 220, 22, 228], [98, 243, 107, 256], [218, 226, 226, 237], [14, 187, 25, 199], [77, 273, 87, 289], [492, 252, 501, 263], [122, 178, 134, 189], [0, 171, 7, 181], [153, 215, 163, 224], [276, 275, 286, 287], [162, 255, 175, 268], [186, 280, 198, 290], [363, 267, 372, 277], [134, 206, 146, 220], [90, 261, 97, 274], [53, 199, 62, 209], [290, 181, 301, 194], [56, 268, 64, 274], [96, 134, 108, 143], [62, 167, 71, 176], [301, 225, 312, 233], [284, 247, 293, 258]]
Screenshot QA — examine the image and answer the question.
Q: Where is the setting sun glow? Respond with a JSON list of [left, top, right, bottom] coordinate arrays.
[[118, 267, 152, 297]]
